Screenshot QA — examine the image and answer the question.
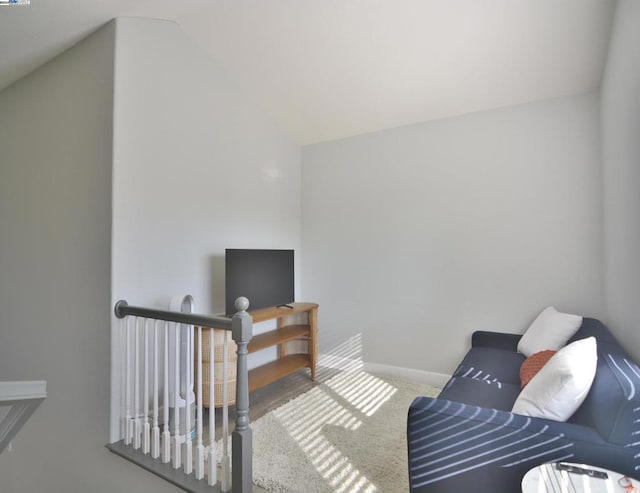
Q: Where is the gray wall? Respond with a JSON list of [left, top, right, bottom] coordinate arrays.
[[0, 21, 178, 493], [0, 5, 636, 491], [301, 93, 604, 374], [0, 16, 302, 491], [601, 0, 640, 359]]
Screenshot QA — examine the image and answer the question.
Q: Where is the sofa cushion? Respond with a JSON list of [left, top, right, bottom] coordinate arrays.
[[471, 330, 521, 351], [512, 337, 597, 422], [568, 317, 624, 349], [454, 347, 526, 386], [517, 306, 582, 357], [439, 377, 522, 412]]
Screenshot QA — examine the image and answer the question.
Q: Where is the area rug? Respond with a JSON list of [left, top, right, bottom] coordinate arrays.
[[250, 370, 440, 493]]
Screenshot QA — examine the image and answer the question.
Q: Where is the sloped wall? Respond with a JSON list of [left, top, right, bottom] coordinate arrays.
[[110, 17, 302, 407], [0, 16, 301, 492], [111, 18, 301, 315], [0, 21, 180, 493]]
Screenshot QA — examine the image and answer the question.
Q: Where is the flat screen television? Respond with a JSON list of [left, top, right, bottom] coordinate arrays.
[[225, 249, 294, 315]]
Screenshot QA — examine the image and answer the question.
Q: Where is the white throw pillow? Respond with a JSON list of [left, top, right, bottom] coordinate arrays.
[[511, 337, 597, 422], [517, 306, 583, 357]]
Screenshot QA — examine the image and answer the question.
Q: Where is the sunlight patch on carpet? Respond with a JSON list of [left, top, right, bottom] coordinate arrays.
[[251, 370, 440, 493]]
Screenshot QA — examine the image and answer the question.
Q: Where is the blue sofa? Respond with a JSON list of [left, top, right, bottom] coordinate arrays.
[[407, 318, 640, 492]]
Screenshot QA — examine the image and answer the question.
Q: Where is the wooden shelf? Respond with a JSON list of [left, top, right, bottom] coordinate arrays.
[[248, 354, 311, 393], [199, 302, 318, 406], [247, 324, 310, 354], [249, 302, 319, 324]]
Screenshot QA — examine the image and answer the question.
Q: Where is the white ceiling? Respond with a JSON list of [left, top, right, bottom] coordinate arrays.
[[0, 0, 616, 145]]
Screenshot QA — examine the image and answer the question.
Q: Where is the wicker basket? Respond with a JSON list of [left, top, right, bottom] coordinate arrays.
[[195, 327, 237, 408]]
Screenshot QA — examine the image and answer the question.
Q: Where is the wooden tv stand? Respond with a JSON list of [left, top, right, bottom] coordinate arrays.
[[247, 302, 318, 393], [196, 302, 318, 408]]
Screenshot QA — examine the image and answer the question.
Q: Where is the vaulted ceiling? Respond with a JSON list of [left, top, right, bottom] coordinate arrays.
[[0, 0, 616, 144]]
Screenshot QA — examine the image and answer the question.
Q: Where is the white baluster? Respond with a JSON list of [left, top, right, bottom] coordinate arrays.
[[125, 317, 133, 445], [208, 327, 216, 486], [162, 321, 170, 463], [119, 318, 127, 441], [183, 323, 193, 475], [195, 326, 205, 480], [172, 322, 182, 468], [152, 320, 160, 459], [221, 330, 230, 492], [143, 318, 150, 454], [134, 318, 141, 450]]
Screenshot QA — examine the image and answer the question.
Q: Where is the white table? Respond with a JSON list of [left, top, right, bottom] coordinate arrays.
[[522, 462, 631, 493]]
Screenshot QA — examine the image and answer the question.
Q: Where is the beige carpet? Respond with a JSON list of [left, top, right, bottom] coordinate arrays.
[[249, 370, 440, 493]]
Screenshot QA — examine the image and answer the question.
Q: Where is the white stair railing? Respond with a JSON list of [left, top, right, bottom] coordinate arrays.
[[108, 297, 253, 493]]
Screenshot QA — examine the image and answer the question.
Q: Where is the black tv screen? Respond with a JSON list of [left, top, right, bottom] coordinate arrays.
[[225, 249, 294, 315]]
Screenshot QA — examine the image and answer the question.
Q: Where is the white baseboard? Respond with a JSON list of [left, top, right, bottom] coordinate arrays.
[[363, 362, 450, 389], [317, 353, 365, 372], [318, 352, 449, 389]]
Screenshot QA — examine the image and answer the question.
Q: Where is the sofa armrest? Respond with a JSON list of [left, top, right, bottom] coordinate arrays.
[[407, 396, 639, 493], [471, 330, 521, 351]]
